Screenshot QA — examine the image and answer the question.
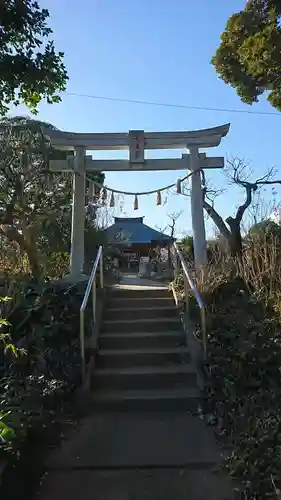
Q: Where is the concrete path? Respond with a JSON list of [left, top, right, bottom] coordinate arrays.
[[39, 412, 233, 500], [39, 468, 233, 500], [44, 413, 221, 469]]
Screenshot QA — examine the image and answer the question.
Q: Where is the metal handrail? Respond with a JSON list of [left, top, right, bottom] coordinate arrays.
[[80, 245, 104, 382], [172, 242, 207, 358]]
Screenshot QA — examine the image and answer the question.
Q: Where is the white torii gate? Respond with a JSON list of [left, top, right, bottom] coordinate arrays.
[[46, 124, 230, 282]]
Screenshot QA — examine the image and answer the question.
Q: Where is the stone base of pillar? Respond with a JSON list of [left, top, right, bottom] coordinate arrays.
[[62, 273, 89, 284]]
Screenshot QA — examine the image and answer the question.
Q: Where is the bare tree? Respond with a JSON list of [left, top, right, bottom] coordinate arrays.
[[244, 186, 280, 233], [154, 211, 183, 268], [155, 210, 183, 238], [166, 211, 183, 238], [95, 194, 126, 229], [183, 157, 281, 258]]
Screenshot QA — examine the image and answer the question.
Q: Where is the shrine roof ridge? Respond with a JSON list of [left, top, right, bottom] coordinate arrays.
[[114, 217, 144, 223]]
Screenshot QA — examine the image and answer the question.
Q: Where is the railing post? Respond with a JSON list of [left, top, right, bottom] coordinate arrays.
[[174, 254, 179, 278], [100, 249, 104, 289], [200, 307, 207, 360], [184, 275, 189, 313], [92, 278, 96, 323], [173, 241, 207, 358], [80, 310, 86, 382], [79, 245, 103, 385]]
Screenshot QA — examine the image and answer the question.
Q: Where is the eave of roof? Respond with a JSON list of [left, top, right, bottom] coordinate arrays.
[[104, 217, 174, 244]]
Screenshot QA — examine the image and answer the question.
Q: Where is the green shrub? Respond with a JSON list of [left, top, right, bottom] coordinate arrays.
[[43, 252, 69, 280]]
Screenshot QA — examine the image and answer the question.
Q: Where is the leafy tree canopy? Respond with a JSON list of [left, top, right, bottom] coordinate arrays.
[[0, 0, 68, 115], [0, 116, 105, 279], [212, 0, 281, 110]]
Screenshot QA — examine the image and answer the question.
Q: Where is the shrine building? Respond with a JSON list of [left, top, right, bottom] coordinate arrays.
[[105, 217, 174, 271]]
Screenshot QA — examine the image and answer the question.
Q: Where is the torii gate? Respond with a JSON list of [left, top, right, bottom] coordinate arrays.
[[46, 124, 230, 281]]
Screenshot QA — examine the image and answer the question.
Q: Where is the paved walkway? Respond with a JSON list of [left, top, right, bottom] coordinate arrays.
[[39, 413, 233, 499], [40, 468, 232, 500]]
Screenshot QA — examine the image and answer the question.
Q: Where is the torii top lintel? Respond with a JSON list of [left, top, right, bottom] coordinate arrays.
[[44, 123, 230, 151]]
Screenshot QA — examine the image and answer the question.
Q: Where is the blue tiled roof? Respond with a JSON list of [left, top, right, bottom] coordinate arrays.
[[105, 217, 174, 244]]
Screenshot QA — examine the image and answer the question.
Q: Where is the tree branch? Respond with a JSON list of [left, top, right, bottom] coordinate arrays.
[[202, 198, 231, 240], [227, 157, 281, 225], [167, 210, 183, 238], [1, 176, 22, 224], [256, 180, 281, 186], [0, 224, 25, 247], [235, 183, 255, 224]]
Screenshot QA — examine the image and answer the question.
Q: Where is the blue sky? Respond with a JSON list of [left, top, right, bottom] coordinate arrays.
[[14, 0, 281, 236]]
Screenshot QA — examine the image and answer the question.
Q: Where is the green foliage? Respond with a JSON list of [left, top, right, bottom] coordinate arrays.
[[212, 1, 281, 110], [205, 279, 281, 498], [172, 271, 185, 300], [0, 296, 26, 362], [0, 296, 25, 448], [0, 116, 106, 280], [0, 0, 68, 115], [0, 119, 90, 277], [85, 224, 107, 262], [248, 219, 281, 239], [0, 412, 16, 444], [0, 283, 93, 466], [0, 238, 31, 276], [43, 252, 69, 279], [172, 234, 281, 496], [179, 235, 194, 262], [0, 116, 72, 279], [190, 235, 281, 497]]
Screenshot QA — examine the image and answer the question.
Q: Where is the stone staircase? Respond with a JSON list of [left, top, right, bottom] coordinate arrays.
[[91, 286, 201, 412], [42, 285, 233, 499]]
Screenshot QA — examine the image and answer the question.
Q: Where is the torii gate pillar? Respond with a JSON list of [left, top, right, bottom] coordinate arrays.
[[190, 146, 207, 267], [69, 146, 87, 281]]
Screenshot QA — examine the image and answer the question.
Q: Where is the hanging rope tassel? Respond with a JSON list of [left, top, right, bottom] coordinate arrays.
[[134, 194, 139, 210], [156, 190, 162, 205], [176, 178, 182, 194], [99, 187, 107, 204], [88, 182, 94, 200], [109, 191, 115, 207], [86, 181, 93, 200], [47, 174, 52, 192], [93, 182, 100, 202]]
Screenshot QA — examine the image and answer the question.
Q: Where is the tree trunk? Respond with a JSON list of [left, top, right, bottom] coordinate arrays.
[[203, 200, 231, 241], [0, 225, 42, 281], [226, 217, 243, 258], [24, 240, 42, 282]]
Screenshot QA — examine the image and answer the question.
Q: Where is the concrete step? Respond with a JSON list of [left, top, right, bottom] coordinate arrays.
[[96, 347, 191, 369], [89, 387, 200, 412], [106, 296, 175, 309], [40, 469, 234, 500], [93, 365, 197, 390], [46, 413, 222, 469], [101, 317, 182, 334], [105, 306, 178, 321], [98, 331, 186, 350], [109, 287, 171, 300]]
